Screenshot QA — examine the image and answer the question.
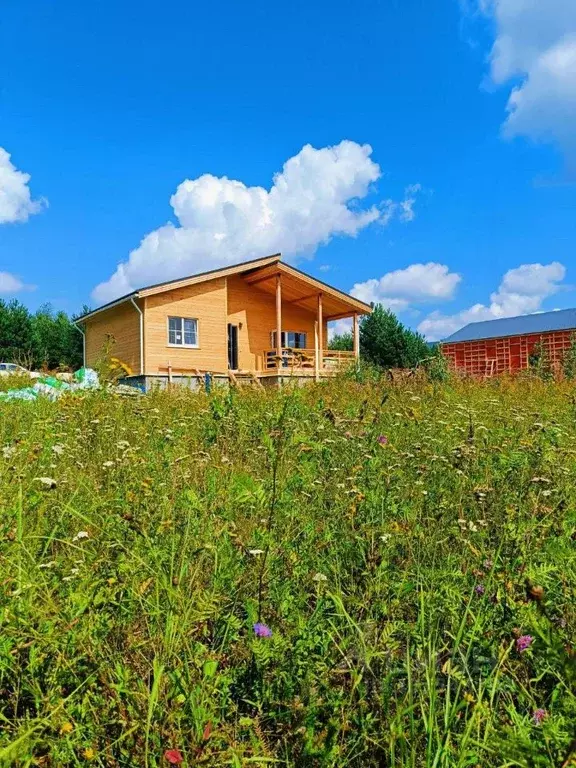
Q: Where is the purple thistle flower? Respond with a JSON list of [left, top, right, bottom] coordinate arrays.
[[253, 622, 272, 638], [532, 708, 547, 725], [377, 435, 388, 446], [474, 584, 485, 595], [516, 634, 533, 653]]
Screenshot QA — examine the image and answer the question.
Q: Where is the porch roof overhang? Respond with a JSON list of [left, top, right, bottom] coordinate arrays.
[[242, 261, 372, 320]]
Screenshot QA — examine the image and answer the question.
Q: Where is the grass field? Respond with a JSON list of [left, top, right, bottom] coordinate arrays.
[[1, 373, 575, 767]]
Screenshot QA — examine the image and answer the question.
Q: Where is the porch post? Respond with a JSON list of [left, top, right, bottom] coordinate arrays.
[[317, 293, 323, 371], [353, 313, 360, 362], [314, 321, 319, 382], [276, 273, 282, 364]]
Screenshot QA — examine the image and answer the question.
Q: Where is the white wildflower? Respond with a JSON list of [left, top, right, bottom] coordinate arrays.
[[36, 477, 57, 489], [102, 461, 114, 468], [38, 561, 56, 569], [52, 444, 64, 456], [72, 531, 89, 542], [248, 549, 264, 556], [380, 534, 392, 543], [312, 572, 328, 582], [2, 446, 15, 459]]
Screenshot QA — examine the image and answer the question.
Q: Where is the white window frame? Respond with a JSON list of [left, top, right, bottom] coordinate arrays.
[[270, 330, 308, 349], [167, 316, 199, 348]]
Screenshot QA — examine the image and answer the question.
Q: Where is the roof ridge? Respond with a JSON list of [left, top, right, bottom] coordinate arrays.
[[136, 253, 281, 294], [77, 253, 282, 321], [77, 252, 372, 323]]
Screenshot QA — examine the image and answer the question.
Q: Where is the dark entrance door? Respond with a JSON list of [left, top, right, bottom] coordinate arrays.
[[227, 324, 239, 370]]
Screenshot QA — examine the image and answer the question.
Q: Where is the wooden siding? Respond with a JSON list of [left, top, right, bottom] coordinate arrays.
[[226, 274, 327, 371], [442, 329, 576, 377], [85, 301, 141, 373], [144, 278, 228, 373]]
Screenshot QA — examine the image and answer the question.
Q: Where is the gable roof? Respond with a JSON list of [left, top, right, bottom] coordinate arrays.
[[77, 253, 372, 322], [442, 308, 576, 344]]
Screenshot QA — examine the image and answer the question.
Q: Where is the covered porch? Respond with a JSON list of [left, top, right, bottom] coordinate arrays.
[[239, 261, 370, 378]]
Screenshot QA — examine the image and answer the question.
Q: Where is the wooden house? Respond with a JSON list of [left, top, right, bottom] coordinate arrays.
[[77, 254, 371, 388]]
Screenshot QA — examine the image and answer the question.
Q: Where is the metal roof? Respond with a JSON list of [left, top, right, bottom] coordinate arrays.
[[443, 308, 576, 344]]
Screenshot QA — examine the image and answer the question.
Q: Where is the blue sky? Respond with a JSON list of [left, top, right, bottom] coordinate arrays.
[[0, 0, 575, 339]]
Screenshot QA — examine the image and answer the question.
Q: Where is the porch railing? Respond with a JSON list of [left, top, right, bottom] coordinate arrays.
[[263, 348, 356, 372]]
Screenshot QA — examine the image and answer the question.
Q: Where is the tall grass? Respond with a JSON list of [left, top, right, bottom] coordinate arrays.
[[0, 375, 575, 766]]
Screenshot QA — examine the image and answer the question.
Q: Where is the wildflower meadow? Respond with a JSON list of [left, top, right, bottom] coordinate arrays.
[[0, 373, 575, 766]]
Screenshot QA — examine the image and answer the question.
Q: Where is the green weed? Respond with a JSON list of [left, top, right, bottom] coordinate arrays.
[[0, 377, 575, 766]]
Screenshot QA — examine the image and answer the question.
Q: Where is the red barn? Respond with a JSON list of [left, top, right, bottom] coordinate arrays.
[[440, 308, 576, 377]]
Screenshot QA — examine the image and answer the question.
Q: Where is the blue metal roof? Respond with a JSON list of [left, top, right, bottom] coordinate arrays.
[[443, 308, 576, 344]]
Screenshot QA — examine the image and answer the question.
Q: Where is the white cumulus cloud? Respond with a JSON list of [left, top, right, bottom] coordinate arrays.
[[477, 0, 576, 162], [93, 141, 419, 304], [0, 272, 35, 295], [0, 147, 44, 224], [418, 261, 566, 340], [350, 262, 461, 311], [328, 262, 460, 340]]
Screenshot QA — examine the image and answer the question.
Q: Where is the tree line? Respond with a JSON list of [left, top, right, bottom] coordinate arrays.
[[330, 303, 440, 369], [0, 299, 85, 370]]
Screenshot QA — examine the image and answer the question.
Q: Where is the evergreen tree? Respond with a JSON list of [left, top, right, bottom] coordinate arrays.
[[563, 334, 576, 379], [0, 300, 85, 370], [329, 332, 353, 351], [66, 309, 86, 369], [0, 300, 34, 365], [359, 304, 432, 369], [32, 305, 62, 368], [403, 326, 433, 367]]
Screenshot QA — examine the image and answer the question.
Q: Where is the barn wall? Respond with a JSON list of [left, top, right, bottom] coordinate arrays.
[[441, 330, 575, 376]]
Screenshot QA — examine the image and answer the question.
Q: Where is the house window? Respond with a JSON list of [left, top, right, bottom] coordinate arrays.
[[168, 317, 198, 347], [270, 331, 307, 349]]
